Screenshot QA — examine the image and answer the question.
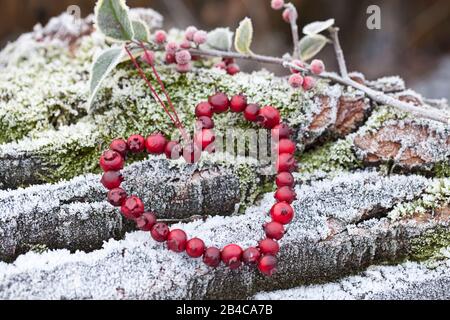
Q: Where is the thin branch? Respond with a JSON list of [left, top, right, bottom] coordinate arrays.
[[329, 27, 349, 79], [285, 3, 300, 59]]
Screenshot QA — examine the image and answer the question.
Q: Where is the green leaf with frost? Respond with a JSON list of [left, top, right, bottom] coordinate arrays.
[[88, 46, 125, 111], [94, 0, 134, 41], [303, 19, 335, 35], [206, 28, 234, 51], [299, 34, 329, 61], [132, 20, 150, 42], [234, 17, 253, 55]]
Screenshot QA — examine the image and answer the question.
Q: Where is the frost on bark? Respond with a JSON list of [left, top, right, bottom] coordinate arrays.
[[0, 12, 449, 300]]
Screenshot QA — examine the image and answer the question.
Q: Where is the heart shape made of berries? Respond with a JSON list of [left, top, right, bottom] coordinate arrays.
[[100, 92, 298, 276]]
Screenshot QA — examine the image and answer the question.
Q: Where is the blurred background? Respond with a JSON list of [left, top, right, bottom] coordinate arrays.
[[1, 0, 449, 99]]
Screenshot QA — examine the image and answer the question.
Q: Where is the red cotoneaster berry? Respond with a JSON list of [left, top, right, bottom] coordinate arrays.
[[278, 139, 296, 155], [196, 116, 215, 130], [275, 186, 297, 204], [302, 76, 316, 91], [227, 64, 240, 76], [176, 62, 192, 73], [272, 123, 292, 142], [183, 143, 202, 164], [193, 30, 207, 45], [101, 171, 124, 190], [209, 93, 230, 114], [271, 0, 285, 10], [154, 30, 167, 44], [244, 104, 260, 122], [271, 202, 294, 225], [135, 212, 157, 232], [110, 139, 128, 157], [230, 94, 248, 113], [167, 229, 188, 253], [146, 133, 168, 155], [276, 172, 295, 188], [221, 244, 243, 270], [277, 153, 297, 173], [165, 141, 182, 160], [311, 59, 325, 75], [165, 41, 179, 55], [264, 221, 285, 240], [186, 238, 206, 258], [128, 135, 146, 154], [203, 247, 221, 268], [142, 51, 155, 66], [121, 196, 145, 220], [214, 61, 227, 70], [290, 59, 305, 74], [107, 188, 127, 207], [195, 102, 214, 118], [195, 129, 215, 150], [100, 150, 124, 172], [258, 106, 281, 129], [223, 57, 235, 65], [259, 238, 280, 256], [185, 26, 198, 41], [258, 255, 277, 276], [289, 74, 304, 88], [175, 50, 192, 65], [179, 40, 191, 50], [165, 53, 176, 64], [242, 247, 261, 264], [151, 223, 170, 242]]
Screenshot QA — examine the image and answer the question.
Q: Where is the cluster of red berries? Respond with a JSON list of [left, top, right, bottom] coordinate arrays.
[[99, 92, 298, 276], [287, 59, 325, 91], [214, 57, 241, 76]]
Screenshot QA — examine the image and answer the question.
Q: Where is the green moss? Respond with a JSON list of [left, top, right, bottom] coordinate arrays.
[[433, 161, 450, 178], [410, 227, 450, 262]]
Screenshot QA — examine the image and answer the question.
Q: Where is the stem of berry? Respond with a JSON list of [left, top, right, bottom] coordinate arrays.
[[285, 3, 300, 59], [328, 27, 349, 79]]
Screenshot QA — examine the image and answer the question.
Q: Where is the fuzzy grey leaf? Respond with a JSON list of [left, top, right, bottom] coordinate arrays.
[[234, 17, 253, 55], [299, 34, 329, 61], [206, 28, 234, 51], [95, 0, 134, 41], [132, 20, 150, 42], [303, 19, 335, 35]]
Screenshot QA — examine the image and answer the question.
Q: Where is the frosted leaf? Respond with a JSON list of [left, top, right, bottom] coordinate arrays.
[[234, 17, 253, 55], [303, 19, 335, 35], [94, 0, 134, 42], [299, 34, 329, 61], [206, 28, 234, 51], [131, 20, 150, 42]]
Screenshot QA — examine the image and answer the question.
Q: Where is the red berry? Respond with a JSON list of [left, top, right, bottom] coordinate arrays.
[[186, 238, 206, 258], [282, 8, 295, 23], [289, 74, 304, 88], [167, 229, 188, 253], [195, 116, 215, 130], [221, 244, 243, 270], [176, 63, 192, 73], [302, 76, 316, 91], [154, 30, 167, 44], [275, 186, 297, 204], [272, 123, 293, 141], [258, 106, 281, 129], [100, 150, 124, 172], [101, 171, 124, 190], [146, 133, 167, 155], [107, 188, 127, 207], [193, 30, 207, 45], [244, 104, 260, 122], [209, 93, 230, 114], [180, 40, 192, 50], [175, 50, 192, 65], [151, 223, 169, 242], [214, 61, 227, 70], [135, 212, 157, 232], [165, 53, 176, 64], [271, 0, 285, 10], [223, 57, 235, 65], [127, 135, 145, 154], [194, 129, 215, 150], [278, 139, 296, 155], [165, 41, 179, 55], [230, 94, 248, 113], [185, 26, 198, 41], [203, 247, 221, 268], [227, 63, 240, 75], [110, 139, 128, 157], [259, 238, 280, 256], [264, 221, 285, 240], [311, 59, 325, 75], [183, 143, 202, 164], [276, 172, 295, 188], [270, 202, 294, 225], [290, 59, 305, 74], [165, 141, 182, 160], [242, 247, 261, 264], [121, 196, 145, 220], [258, 255, 277, 276], [195, 102, 214, 118], [276, 153, 297, 173]]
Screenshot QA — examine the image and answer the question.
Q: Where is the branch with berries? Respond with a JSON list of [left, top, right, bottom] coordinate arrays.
[[89, 0, 450, 125]]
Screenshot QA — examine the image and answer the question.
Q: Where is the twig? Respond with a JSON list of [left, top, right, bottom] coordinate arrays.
[[329, 27, 349, 79], [285, 3, 300, 59]]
